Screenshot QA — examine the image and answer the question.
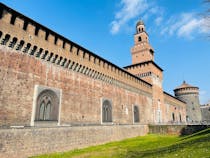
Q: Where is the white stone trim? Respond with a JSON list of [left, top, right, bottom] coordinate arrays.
[[58, 89, 62, 126], [132, 104, 134, 124], [30, 85, 38, 126], [30, 85, 62, 126], [100, 98, 113, 125], [100, 98, 103, 125]]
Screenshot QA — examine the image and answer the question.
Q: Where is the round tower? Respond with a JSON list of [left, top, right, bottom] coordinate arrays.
[[174, 81, 202, 124]]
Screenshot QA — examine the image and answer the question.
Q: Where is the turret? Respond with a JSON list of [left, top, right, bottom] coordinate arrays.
[[174, 81, 202, 123]]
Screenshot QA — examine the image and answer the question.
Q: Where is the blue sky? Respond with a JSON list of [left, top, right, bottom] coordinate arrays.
[[1, 0, 210, 104]]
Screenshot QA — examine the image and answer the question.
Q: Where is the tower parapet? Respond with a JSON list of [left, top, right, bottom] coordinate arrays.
[[174, 81, 199, 96]]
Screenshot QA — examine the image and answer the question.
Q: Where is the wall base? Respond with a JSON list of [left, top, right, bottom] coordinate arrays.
[[0, 125, 148, 158]]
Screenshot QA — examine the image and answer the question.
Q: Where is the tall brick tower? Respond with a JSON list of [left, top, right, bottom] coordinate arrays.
[[131, 20, 154, 64], [124, 20, 165, 124], [174, 81, 202, 124]]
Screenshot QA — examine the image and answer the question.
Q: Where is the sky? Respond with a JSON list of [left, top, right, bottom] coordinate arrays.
[[1, 0, 210, 104]]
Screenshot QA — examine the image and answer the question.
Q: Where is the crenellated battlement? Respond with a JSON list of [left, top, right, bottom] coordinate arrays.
[[0, 3, 152, 94]]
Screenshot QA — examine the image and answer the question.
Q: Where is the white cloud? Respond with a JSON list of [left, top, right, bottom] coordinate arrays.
[[110, 21, 120, 34], [177, 19, 202, 38], [110, 0, 149, 34], [150, 6, 163, 15], [160, 12, 210, 39], [200, 17, 210, 33], [155, 16, 163, 26], [110, 1, 210, 38], [142, 6, 164, 22]]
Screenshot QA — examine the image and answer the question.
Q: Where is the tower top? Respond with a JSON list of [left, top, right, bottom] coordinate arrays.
[[174, 81, 198, 90], [136, 20, 146, 34], [131, 20, 154, 64], [136, 20, 144, 27], [174, 81, 199, 96]]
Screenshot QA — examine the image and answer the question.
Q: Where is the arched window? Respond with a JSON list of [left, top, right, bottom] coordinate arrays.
[[102, 99, 112, 122], [179, 114, 182, 122], [138, 36, 142, 42], [186, 115, 189, 122], [35, 89, 59, 121], [172, 113, 175, 122], [149, 49, 154, 54], [0, 31, 2, 39], [134, 105, 139, 123]]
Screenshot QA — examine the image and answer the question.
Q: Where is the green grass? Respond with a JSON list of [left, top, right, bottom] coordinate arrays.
[[32, 128, 210, 158]]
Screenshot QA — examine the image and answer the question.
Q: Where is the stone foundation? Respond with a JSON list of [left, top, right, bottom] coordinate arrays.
[[148, 125, 209, 135], [149, 125, 186, 135], [0, 125, 148, 158]]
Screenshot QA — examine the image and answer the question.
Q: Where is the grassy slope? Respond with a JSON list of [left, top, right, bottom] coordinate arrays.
[[32, 128, 210, 158]]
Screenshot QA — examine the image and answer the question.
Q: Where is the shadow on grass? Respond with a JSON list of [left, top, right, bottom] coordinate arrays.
[[125, 130, 210, 158], [180, 125, 209, 136], [180, 126, 210, 141]]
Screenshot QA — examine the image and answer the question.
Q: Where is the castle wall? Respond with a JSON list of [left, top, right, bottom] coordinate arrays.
[[0, 4, 151, 94], [0, 5, 153, 155], [200, 105, 210, 123], [0, 3, 154, 127], [163, 92, 186, 124], [0, 46, 153, 126], [0, 125, 148, 158], [0, 3, 190, 157]]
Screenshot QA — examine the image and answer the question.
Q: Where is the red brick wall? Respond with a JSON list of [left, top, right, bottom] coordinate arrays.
[[0, 3, 187, 126], [0, 47, 153, 126]]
